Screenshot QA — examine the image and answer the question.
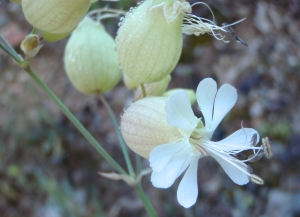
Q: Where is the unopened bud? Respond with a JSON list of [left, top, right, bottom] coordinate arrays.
[[22, 0, 97, 35], [20, 34, 43, 59], [116, 0, 191, 84], [134, 75, 171, 100], [64, 17, 121, 94], [163, 88, 196, 105]]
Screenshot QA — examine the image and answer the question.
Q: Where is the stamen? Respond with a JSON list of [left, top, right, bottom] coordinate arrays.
[[247, 152, 264, 162], [208, 141, 262, 153], [195, 144, 208, 156], [182, 2, 247, 43], [262, 137, 273, 158], [250, 174, 264, 185], [87, 8, 126, 22], [205, 147, 252, 177]]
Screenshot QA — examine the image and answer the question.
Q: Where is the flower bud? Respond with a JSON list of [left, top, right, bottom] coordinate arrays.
[[22, 0, 97, 35], [123, 73, 140, 90], [163, 88, 196, 105], [116, 0, 191, 84], [134, 75, 171, 101], [64, 17, 121, 94], [20, 34, 43, 59], [121, 97, 181, 158]]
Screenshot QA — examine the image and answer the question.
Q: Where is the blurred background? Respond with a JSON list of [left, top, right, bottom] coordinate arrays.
[[0, 0, 299, 216]]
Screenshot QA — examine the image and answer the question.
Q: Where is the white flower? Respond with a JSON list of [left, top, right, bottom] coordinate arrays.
[[149, 78, 263, 208]]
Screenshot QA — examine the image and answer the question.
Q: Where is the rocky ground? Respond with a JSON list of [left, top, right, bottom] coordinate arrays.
[[0, 0, 299, 216]]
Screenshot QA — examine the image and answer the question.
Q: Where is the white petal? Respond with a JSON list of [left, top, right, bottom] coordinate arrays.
[[216, 128, 260, 151], [196, 78, 217, 129], [166, 90, 198, 132], [151, 146, 192, 188], [177, 154, 200, 208], [210, 84, 237, 132], [208, 149, 249, 185], [150, 141, 188, 173]]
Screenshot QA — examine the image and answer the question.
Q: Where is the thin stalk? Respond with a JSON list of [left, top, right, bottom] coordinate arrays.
[[135, 184, 158, 217], [25, 67, 126, 175], [0, 36, 23, 65], [140, 84, 147, 98], [0, 34, 19, 55], [136, 154, 142, 175], [98, 94, 135, 177], [31, 27, 37, 34]]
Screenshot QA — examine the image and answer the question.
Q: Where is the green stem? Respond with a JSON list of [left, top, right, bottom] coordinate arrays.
[[98, 94, 135, 177], [140, 84, 147, 98], [135, 184, 158, 217], [0, 35, 23, 65], [136, 154, 142, 175], [25, 67, 126, 175], [31, 27, 37, 34]]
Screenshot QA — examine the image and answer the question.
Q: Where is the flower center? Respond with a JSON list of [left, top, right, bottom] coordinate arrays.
[[189, 131, 208, 156]]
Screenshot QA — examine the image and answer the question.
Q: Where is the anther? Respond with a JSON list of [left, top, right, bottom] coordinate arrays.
[[250, 174, 264, 185], [262, 137, 272, 159]]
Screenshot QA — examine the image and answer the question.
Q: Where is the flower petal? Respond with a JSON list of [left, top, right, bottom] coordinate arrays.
[[150, 141, 188, 173], [208, 149, 249, 185], [151, 145, 192, 188], [210, 83, 237, 132], [166, 90, 199, 132], [196, 78, 217, 129], [177, 154, 200, 208], [216, 128, 260, 151]]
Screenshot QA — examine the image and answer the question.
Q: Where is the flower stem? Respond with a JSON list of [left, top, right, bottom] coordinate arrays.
[[136, 154, 142, 175], [31, 27, 37, 34], [98, 94, 135, 177], [0, 34, 23, 65], [135, 184, 158, 217], [140, 84, 147, 98], [25, 67, 127, 175]]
